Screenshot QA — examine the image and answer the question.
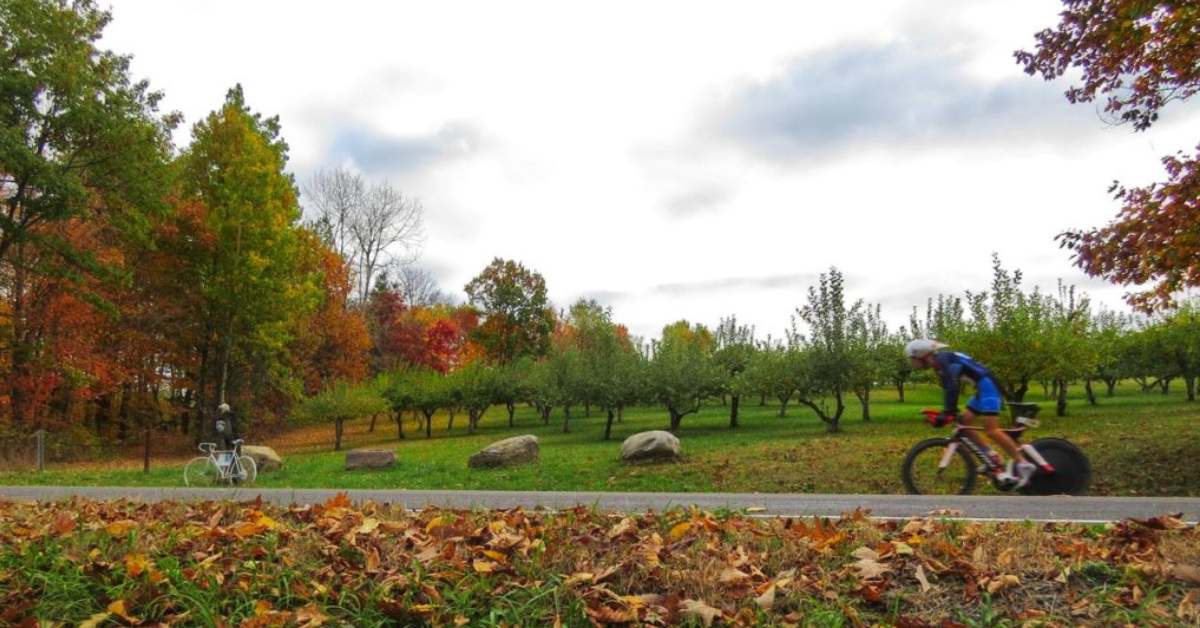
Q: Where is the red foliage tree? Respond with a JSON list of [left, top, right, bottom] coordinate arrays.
[[1017, 1, 1200, 310]]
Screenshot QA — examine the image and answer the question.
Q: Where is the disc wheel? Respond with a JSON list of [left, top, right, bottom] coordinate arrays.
[[901, 437, 978, 495], [183, 457, 221, 487], [1019, 438, 1091, 496]]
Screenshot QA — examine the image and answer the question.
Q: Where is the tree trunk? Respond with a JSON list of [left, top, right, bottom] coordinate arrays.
[[394, 411, 405, 440], [759, 393, 767, 406], [1161, 378, 1172, 394], [856, 388, 870, 421], [1055, 379, 1068, 417], [117, 382, 132, 442], [335, 417, 345, 451], [562, 410, 570, 433], [541, 406, 551, 424], [604, 408, 615, 440], [617, 405, 623, 423], [585, 403, 591, 418], [143, 418, 152, 474], [369, 413, 378, 432], [777, 394, 790, 417], [1104, 378, 1117, 396], [1186, 375, 1197, 402], [720, 394, 727, 407], [895, 382, 905, 403], [668, 407, 683, 433], [506, 401, 515, 427], [1084, 379, 1097, 405], [1012, 379, 1029, 402], [729, 394, 740, 428], [448, 409, 456, 432], [424, 410, 434, 438]]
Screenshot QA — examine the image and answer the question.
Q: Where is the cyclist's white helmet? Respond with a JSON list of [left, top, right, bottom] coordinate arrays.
[[218, 403, 231, 413], [905, 339, 947, 359]]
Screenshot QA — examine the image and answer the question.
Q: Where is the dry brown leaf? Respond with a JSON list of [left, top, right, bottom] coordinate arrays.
[[719, 568, 751, 585], [852, 546, 880, 562], [755, 584, 776, 611], [123, 553, 150, 577], [295, 603, 328, 627], [985, 574, 1020, 595], [914, 564, 931, 593], [1170, 563, 1200, 584], [854, 558, 891, 580], [679, 599, 721, 627], [1178, 590, 1199, 621], [608, 517, 636, 539], [563, 572, 594, 587], [668, 521, 692, 541]]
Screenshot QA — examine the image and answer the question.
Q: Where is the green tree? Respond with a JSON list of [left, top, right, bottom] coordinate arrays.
[[293, 380, 387, 451], [791, 268, 856, 432], [1162, 303, 1200, 402], [847, 303, 889, 421], [177, 85, 319, 439], [713, 316, 757, 428], [464, 258, 555, 364], [1040, 283, 1097, 416], [647, 320, 721, 433], [1089, 309, 1132, 399]]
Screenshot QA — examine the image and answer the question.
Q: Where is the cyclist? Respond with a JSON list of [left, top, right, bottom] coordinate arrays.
[[214, 403, 245, 479], [904, 339, 1036, 488]]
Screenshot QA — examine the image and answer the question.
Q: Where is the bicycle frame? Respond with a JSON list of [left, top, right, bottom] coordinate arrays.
[[198, 439, 246, 483], [938, 423, 1055, 480]]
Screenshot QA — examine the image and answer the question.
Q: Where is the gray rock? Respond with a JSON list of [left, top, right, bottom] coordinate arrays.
[[621, 430, 681, 462], [345, 449, 396, 470], [468, 435, 539, 469], [241, 445, 283, 473]]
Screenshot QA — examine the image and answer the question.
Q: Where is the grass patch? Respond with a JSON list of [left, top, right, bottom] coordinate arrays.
[[2, 383, 1198, 496]]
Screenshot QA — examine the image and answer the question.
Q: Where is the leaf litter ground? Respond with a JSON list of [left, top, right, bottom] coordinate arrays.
[[0, 496, 1197, 626]]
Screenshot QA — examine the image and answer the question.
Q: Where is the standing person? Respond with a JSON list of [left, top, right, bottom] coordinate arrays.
[[213, 403, 243, 477], [904, 339, 1037, 488]]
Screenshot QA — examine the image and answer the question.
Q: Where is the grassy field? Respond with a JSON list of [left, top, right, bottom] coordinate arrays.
[[2, 383, 1198, 496]]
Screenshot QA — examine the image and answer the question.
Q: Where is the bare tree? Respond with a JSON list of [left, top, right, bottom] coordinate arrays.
[[395, 264, 452, 307], [302, 168, 365, 264], [352, 182, 424, 303]]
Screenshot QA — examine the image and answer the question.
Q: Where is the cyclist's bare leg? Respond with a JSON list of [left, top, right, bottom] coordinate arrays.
[[975, 411, 1028, 463]]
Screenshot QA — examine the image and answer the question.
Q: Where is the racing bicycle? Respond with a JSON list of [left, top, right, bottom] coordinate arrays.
[[901, 402, 1090, 496]]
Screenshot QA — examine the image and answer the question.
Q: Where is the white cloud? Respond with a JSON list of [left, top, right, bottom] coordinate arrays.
[[100, 0, 1200, 341]]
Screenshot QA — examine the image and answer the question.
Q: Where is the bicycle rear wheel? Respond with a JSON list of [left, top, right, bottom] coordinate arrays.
[[236, 455, 257, 484], [901, 438, 978, 495], [183, 457, 221, 487], [1019, 438, 1091, 496]]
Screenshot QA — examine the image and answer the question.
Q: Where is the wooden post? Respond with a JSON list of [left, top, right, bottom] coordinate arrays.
[[35, 429, 45, 473]]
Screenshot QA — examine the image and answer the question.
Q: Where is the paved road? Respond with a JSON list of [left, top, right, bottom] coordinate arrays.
[[0, 486, 1196, 522]]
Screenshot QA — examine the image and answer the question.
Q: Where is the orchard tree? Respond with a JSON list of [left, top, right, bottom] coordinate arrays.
[[713, 316, 757, 428], [791, 268, 856, 432], [1018, 2, 1200, 310], [647, 320, 722, 433], [294, 381, 387, 451], [464, 258, 555, 364], [1040, 283, 1097, 416], [1162, 303, 1200, 401], [1088, 308, 1132, 399], [847, 303, 889, 421]]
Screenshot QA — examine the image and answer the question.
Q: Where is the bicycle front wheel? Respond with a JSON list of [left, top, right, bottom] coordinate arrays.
[[183, 457, 221, 487], [236, 455, 258, 484], [901, 438, 978, 495]]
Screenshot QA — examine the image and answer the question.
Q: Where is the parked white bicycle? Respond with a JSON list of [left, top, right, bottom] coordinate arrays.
[[183, 439, 257, 486]]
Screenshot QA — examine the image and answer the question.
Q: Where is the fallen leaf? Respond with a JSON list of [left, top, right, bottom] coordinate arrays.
[[854, 558, 892, 580], [472, 559, 499, 574], [985, 574, 1020, 595], [107, 599, 140, 623], [679, 599, 721, 627], [296, 603, 328, 627], [1170, 563, 1200, 584], [755, 584, 776, 610], [1132, 513, 1190, 530], [563, 572, 593, 587], [719, 568, 750, 585], [123, 553, 150, 577], [105, 520, 137, 536], [893, 541, 915, 556], [78, 612, 110, 628], [51, 513, 77, 536], [668, 521, 692, 541], [356, 517, 380, 535], [1178, 590, 1199, 620], [608, 517, 636, 539], [915, 564, 931, 593], [852, 546, 880, 561]]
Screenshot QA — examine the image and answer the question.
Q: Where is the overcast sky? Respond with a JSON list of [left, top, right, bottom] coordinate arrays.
[[101, 0, 1200, 341]]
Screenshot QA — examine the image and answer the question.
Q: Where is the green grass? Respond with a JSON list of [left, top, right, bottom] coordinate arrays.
[[3, 382, 1198, 495]]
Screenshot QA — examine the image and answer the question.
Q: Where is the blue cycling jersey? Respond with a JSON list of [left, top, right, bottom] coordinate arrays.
[[933, 350, 1002, 414]]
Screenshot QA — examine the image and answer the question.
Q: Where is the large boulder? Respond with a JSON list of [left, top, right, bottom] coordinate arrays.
[[621, 430, 681, 463], [468, 435, 539, 469], [241, 445, 283, 473], [346, 449, 396, 470]]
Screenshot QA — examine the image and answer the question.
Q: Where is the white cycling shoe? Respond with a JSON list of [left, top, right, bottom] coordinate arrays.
[[1005, 461, 1038, 489]]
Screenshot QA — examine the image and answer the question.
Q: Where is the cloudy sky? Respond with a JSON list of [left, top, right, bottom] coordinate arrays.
[[102, 0, 1200, 340]]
